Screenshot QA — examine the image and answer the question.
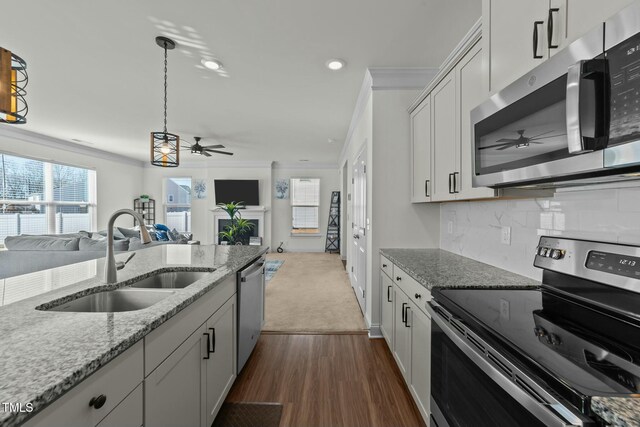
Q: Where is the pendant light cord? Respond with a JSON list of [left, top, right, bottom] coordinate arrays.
[[163, 42, 168, 135]]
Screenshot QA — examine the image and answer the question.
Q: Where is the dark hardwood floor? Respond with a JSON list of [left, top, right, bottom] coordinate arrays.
[[225, 334, 426, 427]]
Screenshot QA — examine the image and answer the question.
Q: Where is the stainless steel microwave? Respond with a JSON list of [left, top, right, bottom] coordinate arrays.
[[472, 2, 640, 188]]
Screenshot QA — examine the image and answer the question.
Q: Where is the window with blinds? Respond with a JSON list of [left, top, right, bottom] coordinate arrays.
[[291, 178, 320, 232], [164, 177, 191, 232], [0, 153, 96, 244]]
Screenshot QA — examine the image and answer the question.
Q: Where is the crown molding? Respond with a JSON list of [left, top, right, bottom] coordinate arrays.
[[273, 161, 338, 170], [408, 18, 482, 112], [368, 67, 439, 91], [147, 159, 274, 169], [0, 126, 145, 167]]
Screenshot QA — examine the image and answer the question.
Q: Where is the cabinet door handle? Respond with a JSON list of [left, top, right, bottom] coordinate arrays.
[[415, 293, 422, 299], [387, 285, 392, 302], [405, 307, 411, 328], [396, 276, 402, 281], [382, 263, 387, 268], [203, 332, 211, 359], [448, 173, 454, 194], [209, 327, 216, 353], [425, 179, 430, 198], [89, 394, 107, 409], [401, 302, 408, 324], [533, 21, 544, 59], [453, 172, 459, 194], [547, 8, 559, 49]]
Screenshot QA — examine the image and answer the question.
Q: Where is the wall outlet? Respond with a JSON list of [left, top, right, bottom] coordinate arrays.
[[501, 226, 511, 245], [447, 221, 453, 234]]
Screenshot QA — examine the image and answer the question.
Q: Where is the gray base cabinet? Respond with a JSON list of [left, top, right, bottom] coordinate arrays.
[[380, 254, 432, 426]]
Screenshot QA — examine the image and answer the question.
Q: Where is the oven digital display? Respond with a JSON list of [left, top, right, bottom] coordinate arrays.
[[586, 251, 640, 278]]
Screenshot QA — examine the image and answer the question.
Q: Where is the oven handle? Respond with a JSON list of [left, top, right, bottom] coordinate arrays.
[[427, 302, 591, 427]]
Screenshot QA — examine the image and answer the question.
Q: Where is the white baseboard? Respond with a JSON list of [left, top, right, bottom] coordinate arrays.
[[368, 324, 382, 338]]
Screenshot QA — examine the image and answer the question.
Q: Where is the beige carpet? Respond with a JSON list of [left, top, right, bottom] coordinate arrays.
[[263, 252, 367, 333]]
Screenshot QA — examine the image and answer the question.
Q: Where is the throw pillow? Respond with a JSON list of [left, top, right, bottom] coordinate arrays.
[[154, 223, 170, 232], [96, 228, 126, 240], [117, 227, 142, 239], [4, 235, 80, 251], [155, 231, 169, 241], [79, 236, 130, 251]]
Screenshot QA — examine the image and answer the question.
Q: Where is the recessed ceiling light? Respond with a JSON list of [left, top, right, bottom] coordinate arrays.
[[326, 59, 345, 71], [201, 59, 223, 70]]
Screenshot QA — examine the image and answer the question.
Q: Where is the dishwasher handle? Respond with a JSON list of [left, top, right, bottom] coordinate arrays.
[[240, 258, 265, 281]]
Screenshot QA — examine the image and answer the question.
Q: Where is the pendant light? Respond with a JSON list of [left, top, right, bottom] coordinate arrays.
[[150, 36, 179, 167], [0, 47, 28, 124]]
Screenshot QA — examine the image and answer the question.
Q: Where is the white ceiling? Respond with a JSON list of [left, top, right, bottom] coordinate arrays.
[[5, 0, 480, 165]]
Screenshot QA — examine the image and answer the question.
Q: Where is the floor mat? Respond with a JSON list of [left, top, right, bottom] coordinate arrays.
[[264, 260, 284, 282], [212, 402, 283, 427]]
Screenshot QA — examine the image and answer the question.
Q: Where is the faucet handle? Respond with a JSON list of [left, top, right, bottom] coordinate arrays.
[[116, 252, 136, 270]]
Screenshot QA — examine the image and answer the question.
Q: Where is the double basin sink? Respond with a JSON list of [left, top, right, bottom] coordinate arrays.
[[40, 270, 213, 313]]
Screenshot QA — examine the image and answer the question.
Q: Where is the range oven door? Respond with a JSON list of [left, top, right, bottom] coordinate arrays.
[[427, 302, 593, 427], [471, 24, 605, 188]]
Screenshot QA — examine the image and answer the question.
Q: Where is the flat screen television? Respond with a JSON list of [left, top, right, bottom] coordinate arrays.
[[214, 180, 260, 206]]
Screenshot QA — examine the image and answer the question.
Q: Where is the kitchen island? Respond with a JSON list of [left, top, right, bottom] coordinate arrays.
[[0, 244, 268, 427]]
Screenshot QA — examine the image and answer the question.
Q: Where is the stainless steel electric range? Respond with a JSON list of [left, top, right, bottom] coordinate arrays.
[[428, 237, 640, 427]]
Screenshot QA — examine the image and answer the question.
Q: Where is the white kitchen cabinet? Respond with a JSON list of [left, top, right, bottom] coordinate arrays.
[[409, 304, 431, 424], [203, 297, 236, 427], [393, 283, 412, 382], [380, 272, 395, 349], [561, 0, 635, 49], [24, 341, 143, 427], [145, 322, 207, 427], [456, 41, 496, 200], [484, 0, 549, 93], [96, 384, 143, 427], [146, 295, 237, 427], [431, 71, 457, 202], [485, 0, 635, 93], [411, 95, 432, 202]]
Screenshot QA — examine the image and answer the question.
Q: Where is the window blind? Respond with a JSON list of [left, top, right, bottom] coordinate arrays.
[[291, 178, 320, 229]]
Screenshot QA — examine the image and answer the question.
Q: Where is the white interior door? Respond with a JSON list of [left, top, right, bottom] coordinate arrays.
[[351, 147, 367, 314]]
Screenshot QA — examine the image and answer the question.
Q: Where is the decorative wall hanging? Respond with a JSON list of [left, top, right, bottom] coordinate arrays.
[[150, 36, 180, 167], [0, 47, 28, 124], [275, 179, 289, 199], [193, 179, 207, 199]]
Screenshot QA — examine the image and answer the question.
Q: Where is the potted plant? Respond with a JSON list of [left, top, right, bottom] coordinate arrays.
[[217, 201, 255, 244]]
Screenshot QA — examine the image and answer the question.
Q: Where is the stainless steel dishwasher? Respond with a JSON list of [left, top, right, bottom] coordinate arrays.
[[237, 255, 265, 373]]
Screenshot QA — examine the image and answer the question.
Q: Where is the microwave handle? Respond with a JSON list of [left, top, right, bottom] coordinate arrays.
[[566, 61, 587, 154]]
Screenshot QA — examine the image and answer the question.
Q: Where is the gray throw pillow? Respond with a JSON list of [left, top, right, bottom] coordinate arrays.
[[96, 228, 126, 240], [117, 227, 142, 239], [5, 235, 80, 251], [79, 236, 129, 251]]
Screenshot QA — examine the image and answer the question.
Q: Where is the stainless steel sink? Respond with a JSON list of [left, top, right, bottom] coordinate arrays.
[[126, 271, 212, 289], [44, 289, 175, 313]]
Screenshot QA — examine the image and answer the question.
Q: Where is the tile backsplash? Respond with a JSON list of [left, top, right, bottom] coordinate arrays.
[[440, 184, 640, 280]]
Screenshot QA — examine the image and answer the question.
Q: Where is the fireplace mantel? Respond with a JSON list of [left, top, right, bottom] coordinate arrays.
[[211, 207, 267, 244]]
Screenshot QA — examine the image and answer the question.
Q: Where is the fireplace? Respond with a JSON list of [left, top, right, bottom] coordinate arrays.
[[217, 218, 259, 245]]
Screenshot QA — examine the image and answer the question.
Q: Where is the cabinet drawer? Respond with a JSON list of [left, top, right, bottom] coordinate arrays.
[[96, 383, 143, 427], [393, 267, 431, 313], [145, 275, 235, 376], [380, 255, 393, 278], [25, 341, 143, 427]]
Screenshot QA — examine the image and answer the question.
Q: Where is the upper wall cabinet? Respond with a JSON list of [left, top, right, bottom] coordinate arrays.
[[410, 22, 497, 204], [484, 0, 635, 93], [410, 95, 432, 202]]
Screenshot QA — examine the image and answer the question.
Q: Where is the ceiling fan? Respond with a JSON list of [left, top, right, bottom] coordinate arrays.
[[181, 136, 234, 157], [479, 130, 564, 151]]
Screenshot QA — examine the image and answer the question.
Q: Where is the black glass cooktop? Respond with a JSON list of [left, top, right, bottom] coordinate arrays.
[[434, 282, 640, 399]]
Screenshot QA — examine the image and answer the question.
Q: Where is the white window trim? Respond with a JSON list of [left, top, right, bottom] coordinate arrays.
[[290, 177, 321, 234]]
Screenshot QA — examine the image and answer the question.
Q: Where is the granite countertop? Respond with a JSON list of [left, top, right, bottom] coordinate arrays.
[[0, 244, 268, 427], [379, 248, 540, 290], [380, 248, 640, 427]]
